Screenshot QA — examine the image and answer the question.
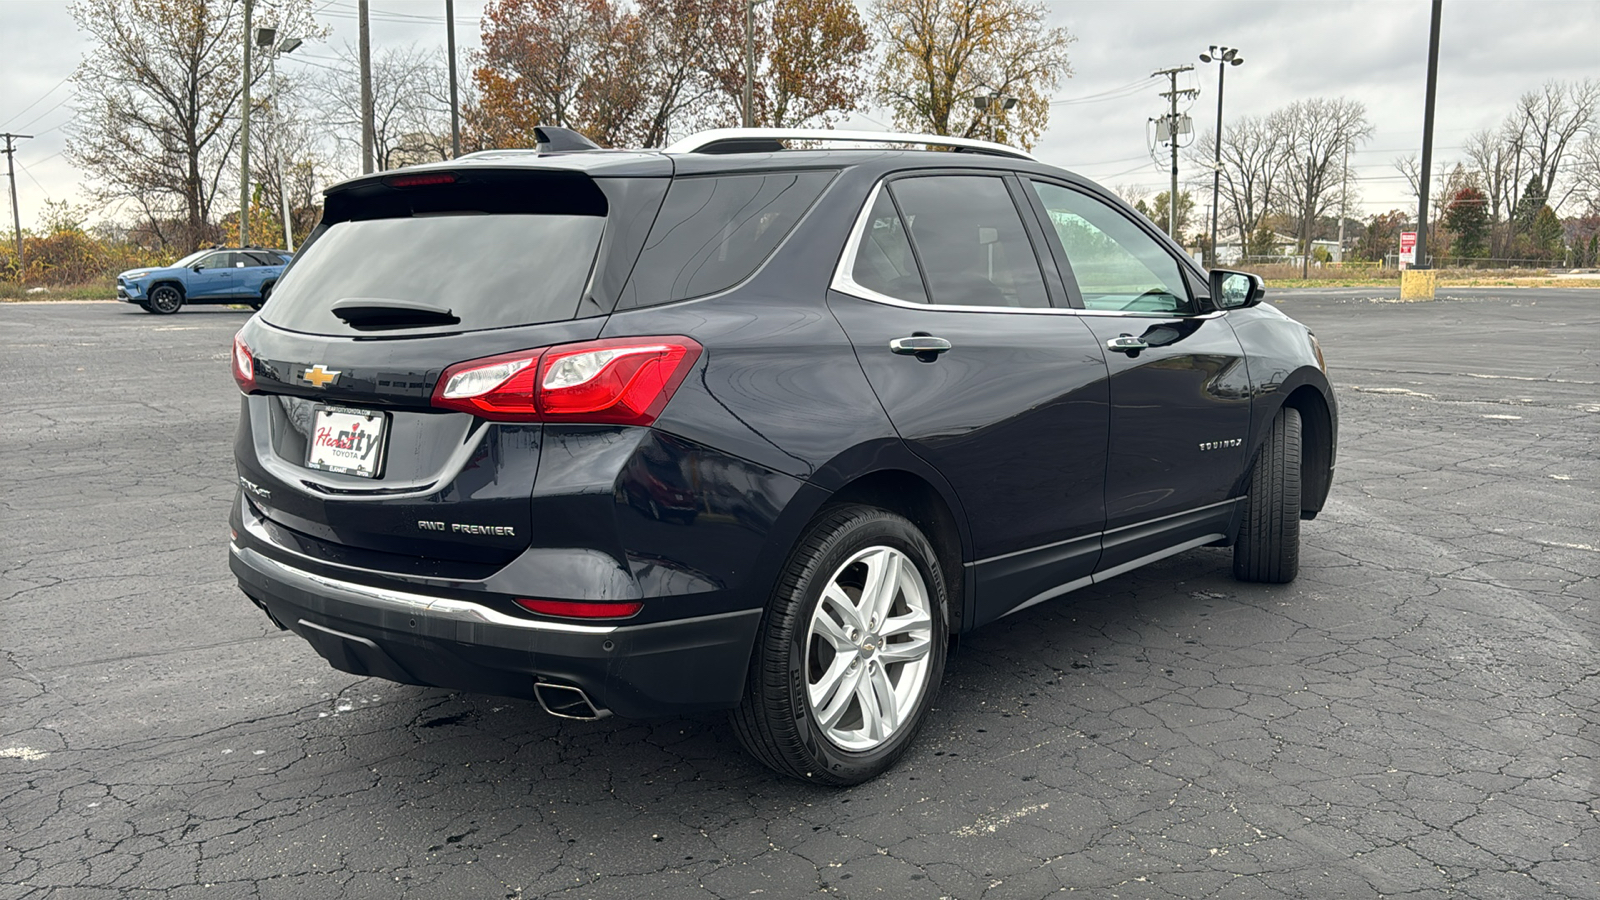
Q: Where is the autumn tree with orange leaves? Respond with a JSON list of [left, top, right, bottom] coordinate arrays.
[[872, 0, 1073, 150], [469, 0, 870, 149]]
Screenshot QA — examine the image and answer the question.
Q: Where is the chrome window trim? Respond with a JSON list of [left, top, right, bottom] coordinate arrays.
[[830, 180, 1223, 320]]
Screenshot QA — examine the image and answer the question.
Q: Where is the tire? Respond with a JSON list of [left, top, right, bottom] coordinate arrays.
[[1233, 407, 1302, 583], [731, 504, 949, 786], [146, 284, 184, 315]]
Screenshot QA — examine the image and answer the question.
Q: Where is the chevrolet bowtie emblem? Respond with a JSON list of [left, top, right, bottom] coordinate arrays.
[[302, 364, 341, 388]]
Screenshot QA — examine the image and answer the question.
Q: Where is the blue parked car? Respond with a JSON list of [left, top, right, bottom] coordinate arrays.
[[117, 247, 293, 314]]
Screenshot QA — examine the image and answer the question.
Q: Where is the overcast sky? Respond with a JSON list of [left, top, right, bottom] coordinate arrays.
[[3, 0, 1599, 232]]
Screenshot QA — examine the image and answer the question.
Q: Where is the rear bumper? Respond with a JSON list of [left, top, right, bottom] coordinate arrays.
[[229, 543, 762, 718]]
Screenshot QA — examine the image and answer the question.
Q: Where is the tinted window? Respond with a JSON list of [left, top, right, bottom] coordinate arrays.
[[622, 171, 833, 306], [260, 214, 605, 336], [848, 190, 927, 303], [1031, 181, 1189, 313], [887, 175, 1048, 308], [242, 251, 275, 267]]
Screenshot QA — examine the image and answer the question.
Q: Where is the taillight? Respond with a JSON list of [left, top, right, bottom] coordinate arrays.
[[514, 598, 644, 619], [232, 332, 256, 393], [431, 336, 702, 425], [432, 349, 545, 420]]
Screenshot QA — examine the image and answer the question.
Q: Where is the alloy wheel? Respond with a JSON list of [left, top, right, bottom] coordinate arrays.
[[804, 545, 935, 751]]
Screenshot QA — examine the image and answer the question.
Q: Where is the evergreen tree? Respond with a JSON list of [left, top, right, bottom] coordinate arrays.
[[1442, 187, 1490, 260], [1513, 175, 1547, 235], [1530, 205, 1565, 261]]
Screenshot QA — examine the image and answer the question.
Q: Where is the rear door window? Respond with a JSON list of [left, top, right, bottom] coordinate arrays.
[[886, 175, 1049, 309], [847, 190, 928, 304], [619, 170, 834, 307], [259, 213, 605, 335]]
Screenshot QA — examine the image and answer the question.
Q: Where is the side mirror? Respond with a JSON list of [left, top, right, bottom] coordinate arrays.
[[1208, 269, 1265, 310], [193, 264, 205, 272]]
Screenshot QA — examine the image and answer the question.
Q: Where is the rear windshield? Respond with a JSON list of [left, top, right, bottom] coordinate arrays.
[[261, 214, 604, 335]]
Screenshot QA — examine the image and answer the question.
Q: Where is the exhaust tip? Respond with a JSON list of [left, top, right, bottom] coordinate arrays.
[[534, 681, 611, 721]]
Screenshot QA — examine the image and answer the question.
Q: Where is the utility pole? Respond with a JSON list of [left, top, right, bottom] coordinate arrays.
[[240, 0, 254, 247], [743, 0, 756, 127], [1415, 0, 1443, 270], [359, 0, 375, 173], [1153, 65, 1197, 241], [3, 133, 31, 280], [1338, 141, 1349, 263], [446, 0, 461, 157]]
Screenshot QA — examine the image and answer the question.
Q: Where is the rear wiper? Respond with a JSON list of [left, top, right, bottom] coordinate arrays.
[[330, 298, 461, 329]]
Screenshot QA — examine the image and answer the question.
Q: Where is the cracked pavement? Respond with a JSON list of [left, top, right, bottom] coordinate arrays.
[[2, 290, 1596, 899]]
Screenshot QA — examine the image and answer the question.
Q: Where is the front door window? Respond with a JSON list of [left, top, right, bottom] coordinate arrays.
[[1031, 181, 1190, 314]]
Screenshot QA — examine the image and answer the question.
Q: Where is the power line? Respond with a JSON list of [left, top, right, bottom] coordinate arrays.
[[0, 75, 73, 130], [9, 91, 76, 134], [1049, 76, 1156, 106]]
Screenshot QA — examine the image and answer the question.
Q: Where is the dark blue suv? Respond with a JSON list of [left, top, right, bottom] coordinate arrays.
[[118, 247, 291, 314], [228, 127, 1337, 784]]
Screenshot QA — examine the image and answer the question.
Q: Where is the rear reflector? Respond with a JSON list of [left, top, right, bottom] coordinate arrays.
[[385, 172, 457, 187], [514, 598, 644, 619], [432, 336, 703, 425]]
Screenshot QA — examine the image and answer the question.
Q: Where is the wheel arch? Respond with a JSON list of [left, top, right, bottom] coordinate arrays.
[[1281, 383, 1335, 519], [825, 469, 968, 635], [148, 279, 186, 297], [760, 440, 974, 636]]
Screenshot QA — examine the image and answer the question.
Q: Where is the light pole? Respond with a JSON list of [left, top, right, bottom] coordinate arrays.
[[743, 0, 772, 128], [1199, 46, 1242, 267], [972, 91, 1018, 143], [256, 29, 301, 251]]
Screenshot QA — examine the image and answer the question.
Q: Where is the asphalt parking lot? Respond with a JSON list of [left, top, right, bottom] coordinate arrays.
[[2, 289, 1596, 900]]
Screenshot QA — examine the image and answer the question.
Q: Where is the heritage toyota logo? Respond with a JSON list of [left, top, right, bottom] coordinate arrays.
[[1198, 438, 1243, 452], [301, 364, 340, 388]]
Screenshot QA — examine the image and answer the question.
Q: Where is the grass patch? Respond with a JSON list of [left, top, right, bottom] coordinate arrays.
[[0, 281, 117, 301], [1255, 264, 1600, 289]]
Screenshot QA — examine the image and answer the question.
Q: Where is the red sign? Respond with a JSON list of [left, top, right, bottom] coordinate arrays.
[[1399, 231, 1417, 263]]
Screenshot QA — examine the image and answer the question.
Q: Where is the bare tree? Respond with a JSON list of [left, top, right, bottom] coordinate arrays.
[[252, 71, 330, 245], [1275, 98, 1371, 276], [1505, 78, 1600, 210], [1192, 114, 1288, 257], [314, 43, 454, 173], [872, 0, 1074, 150], [1572, 131, 1600, 214], [66, 0, 319, 250]]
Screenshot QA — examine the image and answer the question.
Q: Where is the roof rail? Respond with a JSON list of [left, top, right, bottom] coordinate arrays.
[[663, 128, 1037, 161]]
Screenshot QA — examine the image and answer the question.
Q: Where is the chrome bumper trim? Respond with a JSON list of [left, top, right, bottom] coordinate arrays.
[[230, 542, 620, 635]]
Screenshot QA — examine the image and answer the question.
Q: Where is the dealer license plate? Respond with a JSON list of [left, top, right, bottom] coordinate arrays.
[[306, 406, 389, 478]]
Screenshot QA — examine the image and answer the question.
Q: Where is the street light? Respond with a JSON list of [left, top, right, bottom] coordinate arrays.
[[1199, 45, 1242, 267], [973, 91, 1018, 143], [256, 28, 302, 252]]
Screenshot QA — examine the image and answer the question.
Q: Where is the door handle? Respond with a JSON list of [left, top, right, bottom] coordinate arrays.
[[1105, 334, 1148, 355], [889, 336, 952, 358]]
